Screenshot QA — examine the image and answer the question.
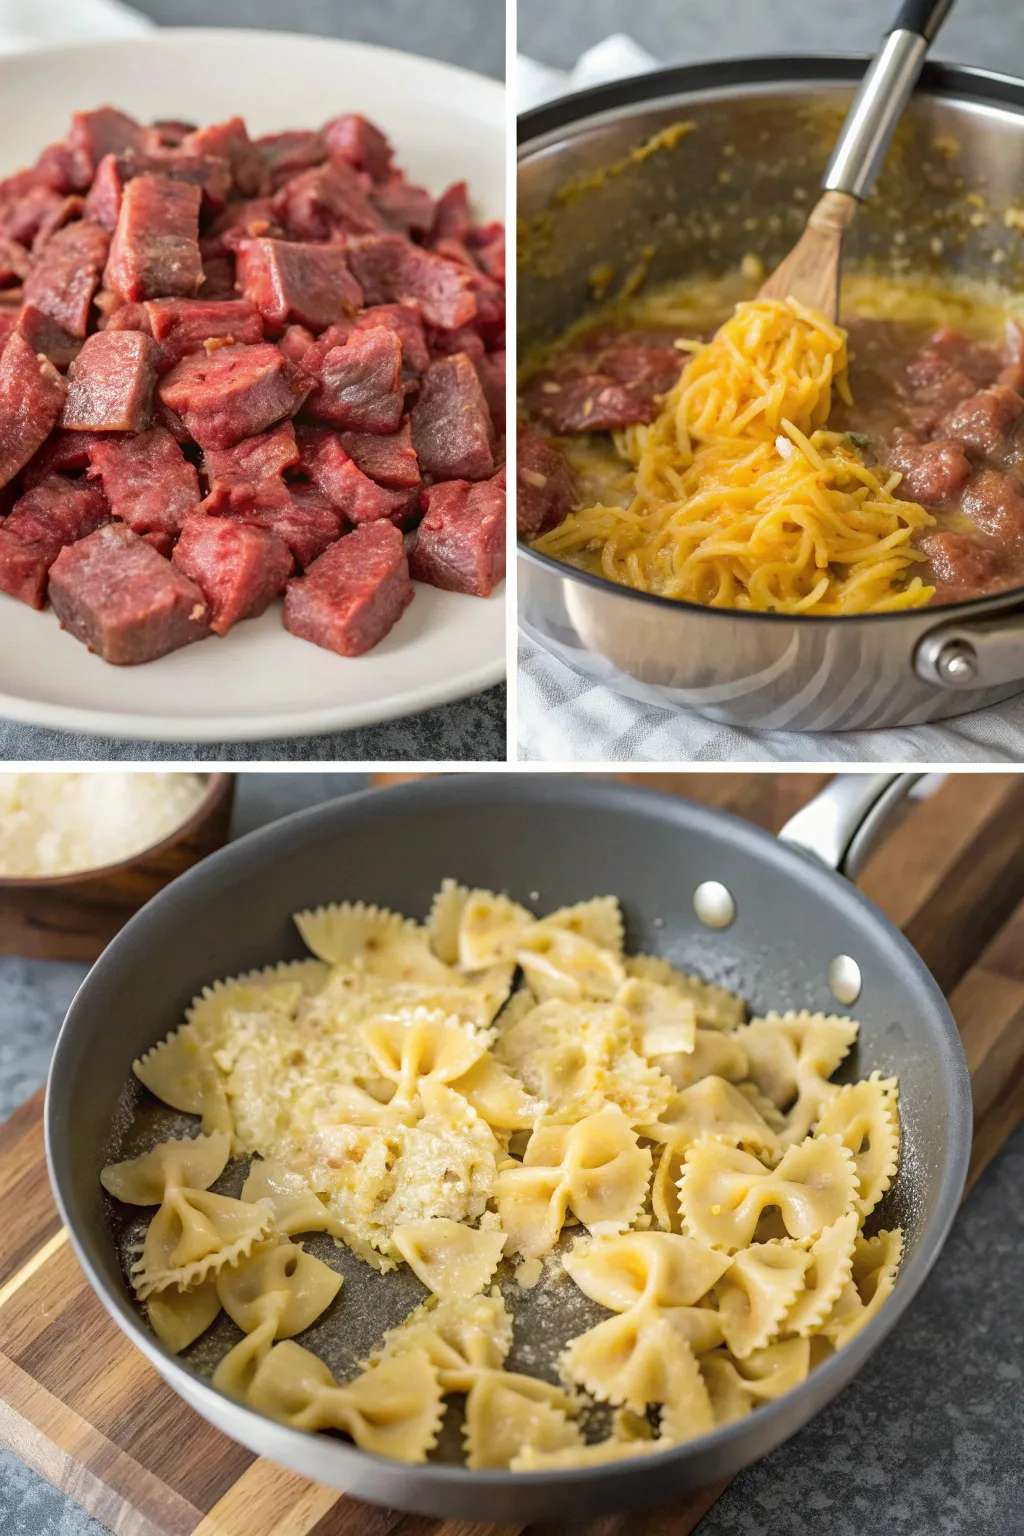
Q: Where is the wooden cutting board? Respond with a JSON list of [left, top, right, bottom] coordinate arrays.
[[3, 773, 1024, 1536]]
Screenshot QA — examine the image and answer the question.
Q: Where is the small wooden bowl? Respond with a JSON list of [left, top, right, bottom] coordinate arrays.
[[0, 774, 236, 961]]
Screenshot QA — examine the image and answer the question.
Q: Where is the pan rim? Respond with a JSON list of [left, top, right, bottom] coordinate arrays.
[[44, 774, 972, 1504]]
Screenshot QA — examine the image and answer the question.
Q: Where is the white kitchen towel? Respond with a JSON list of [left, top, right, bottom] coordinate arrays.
[[516, 36, 1024, 765], [0, 0, 151, 53]]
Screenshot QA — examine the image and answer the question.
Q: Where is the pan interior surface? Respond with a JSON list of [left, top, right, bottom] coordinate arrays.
[[46, 778, 970, 1513]]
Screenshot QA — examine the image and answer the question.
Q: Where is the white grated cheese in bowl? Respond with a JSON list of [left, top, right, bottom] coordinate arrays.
[[0, 773, 209, 879]]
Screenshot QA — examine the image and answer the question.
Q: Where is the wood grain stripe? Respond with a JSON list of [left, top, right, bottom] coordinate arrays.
[[193, 1459, 341, 1535], [0, 1227, 67, 1313]]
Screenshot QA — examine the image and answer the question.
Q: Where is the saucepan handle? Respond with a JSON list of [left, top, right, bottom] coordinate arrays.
[[915, 609, 1024, 688], [778, 773, 922, 880]]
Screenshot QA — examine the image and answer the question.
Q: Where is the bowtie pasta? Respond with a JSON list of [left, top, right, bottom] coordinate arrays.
[[100, 882, 904, 1470]]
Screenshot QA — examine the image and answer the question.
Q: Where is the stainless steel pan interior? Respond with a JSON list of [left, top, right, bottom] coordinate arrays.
[[518, 59, 1024, 731], [45, 776, 971, 1520]]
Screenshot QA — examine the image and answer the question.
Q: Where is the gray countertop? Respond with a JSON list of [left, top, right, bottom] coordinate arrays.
[[2, 772, 1023, 1535], [0, 0, 505, 765]]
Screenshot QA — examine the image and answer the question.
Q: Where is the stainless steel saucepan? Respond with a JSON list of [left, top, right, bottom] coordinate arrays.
[[518, 58, 1024, 731], [45, 774, 969, 1520]]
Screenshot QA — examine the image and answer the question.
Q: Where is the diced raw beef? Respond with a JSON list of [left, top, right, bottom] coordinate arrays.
[[22, 219, 110, 340], [82, 154, 123, 231], [274, 160, 385, 242], [61, 330, 157, 432], [115, 150, 232, 214], [516, 421, 576, 536], [0, 475, 110, 607], [148, 121, 196, 149], [104, 174, 203, 302], [88, 427, 201, 533], [204, 197, 283, 257], [355, 303, 429, 378], [280, 324, 316, 364], [0, 186, 65, 250], [284, 519, 412, 655], [203, 419, 298, 512], [182, 118, 266, 198], [218, 481, 342, 568], [0, 332, 67, 487], [339, 420, 420, 488], [98, 299, 150, 333], [323, 114, 394, 182], [885, 431, 973, 506], [49, 522, 209, 662], [303, 326, 404, 434], [475, 350, 505, 437], [158, 342, 312, 450], [0, 236, 30, 286], [347, 235, 476, 330], [201, 256, 237, 300], [15, 307, 81, 370], [432, 182, 472, 244], [141, 529, 176, 557], [372, 175, 436, 237], [412, 353, 494, 481], [410, 470, 505, 596], [939, 385, 1024, 456], [144, 296, 263, 371], [468, 222, 504, 284], [297, 427, 419, 526], [173, 513, 292, 633], [256, 131, 328, 191], [235, 238, 362, 332], [67, 108, 146, 186], [22, 428, 108, 489], [30, 195, 86, 255], [32, 144, 82, 197], [0, 312, 17, 351]]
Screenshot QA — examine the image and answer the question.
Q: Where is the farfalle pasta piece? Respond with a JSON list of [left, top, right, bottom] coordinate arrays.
[[645, 1077, 780, 1233], [511, 1438, 661, 1470], [294, 901, 452, 985], [678, 1133, 857, 1252], [146, 1277, 221, 1354], [426, 878, 468, 964], [713, 1243, 812, 1358], [700, 1337, 811, 1425], [821, 1228, 904, 1348], [248, 1341, 443, 1462], [458, 889, 536, 969], [736, 1011, 859, 1145], [133, 1024, 232, 1138], [464, 1372, 583, 1469], [516, 927, 626, 1004], [544, 896, 624, 954], [563, 1232, 730, 1312], [616, 978, 697, 1059], [815, 1074, 900, 1216], [372, 1291, 512, 1390], [100, 1130, 230, 1205], [782, 1211, 858, 1336], [187, 959, 326, 1036], [361, 1009, 484, 1106], [495, 1109, 651, 1259], [625, 955, 746, 1029], [561, 1309, 713, 1432], [131, 1187, 274, 1299], [391, 1218, 505, 1300], [213, 1240, 343, 1399], [654, 1028, 750, 1092], [240, 1158, 349, 1240]]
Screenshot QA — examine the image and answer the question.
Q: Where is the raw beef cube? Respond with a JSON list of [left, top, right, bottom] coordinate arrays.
[[0, 332, 67, 487], [432, 182, 471, 244], [323, 115, 394, 182], [203, 419, 298, 513], [182, 118, 266, 198], [304, 327, 403, 434], [22, 429, 108, 489], [274, 161, 384, 242], [67, 108, 146, 185], [89, 427, 201, 533], [284, 519, 412, 655], [298, 428, 419, 526], [255, 132, 328, 191], [83, 154, 124, 230], [173, 513, 292, 634], [280, 324, 316, 363], [61, 330, 158, 432], [147, 121, 197, 148], [0, 313, 17, 351], [475, 350, 506, 437], [200, 256, 237, 300], [0, 235, 30, 285], [411, 353, 494, 481], [15, 307, 81, 370], [158, 342, 312, 450], [144, 296, 264, 370], [516, 421, 576, 536], [353, 303, 429, 378], [115, 150, 232, 215], [236, 238, 362, 333], [22, 219, 110, 339], [410, 470, 506, 596], [104, 174, 203, 302], [221, 482, 342, 568], [0, 475, 110, 608], [31, 143, 82, 196], [98, 299, 150, 332], [469, 222, 504, 284], [372, 175, 436, 237], [0, 186, 65, 249], [347, 235, 476, 330], [48, 521, 209, 663], [141, 529, 175, 557], [204, 197, 284, 256], [30, 195, 86, 254], [339, 421, 420, 488]]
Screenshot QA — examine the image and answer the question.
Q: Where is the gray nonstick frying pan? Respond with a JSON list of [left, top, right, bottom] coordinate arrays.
[[45, 773, 971, 1522]]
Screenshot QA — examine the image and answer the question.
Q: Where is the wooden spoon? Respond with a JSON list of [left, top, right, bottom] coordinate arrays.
[[759, 0, 956, 319]]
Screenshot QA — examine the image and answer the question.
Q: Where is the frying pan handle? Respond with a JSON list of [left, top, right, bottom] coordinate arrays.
[[778, 773, 923, 880]]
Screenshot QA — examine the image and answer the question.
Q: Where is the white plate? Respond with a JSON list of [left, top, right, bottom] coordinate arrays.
[[0, 29, 506, 742]]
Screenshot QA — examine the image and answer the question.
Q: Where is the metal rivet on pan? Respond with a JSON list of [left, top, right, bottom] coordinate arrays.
[[829, 954, 862, 1006], [694, 881, 735, 929]]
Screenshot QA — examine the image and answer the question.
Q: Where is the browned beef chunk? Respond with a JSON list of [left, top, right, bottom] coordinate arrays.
[[347, 235, 476, 331], [412, 354, 494, 481], [172, 513, 292, 634], [0, 332, 67, 487], [323, 115, 394, 182], [255, 131, 328, 192], [284, 518, 413, 655], [82, 155, 124, 231], [938, 384, 1024, 456], [274, 161, 385, 243], [158, 342, 311, 450], [235, 238, 362, 333], [372, 175, 436, 238], [49, 521, 210, 663], [21, 219, 110, 342], [920, 530, 1020, 603], [67, 108, 147, 187], [61, 330, 157, 432], [297, 427, 419, 527], [217, 481, 342, 568], [410, 469, 505, 597], [516, 421, 576, 536], [339, 420, 420, 488], [89, 426, 201, 534], [182, 117, 266, 198], [960, 469, 1024, 537], [144, 297, 264, 371], [22, 429, 107, 489], [521, 371, 659, 434], [203, 420, 299, 514], [0, 236, 30, 286], [104, 174, 203, 302], [432, 182, 471, 244], [0, 475, 110, 607], [303, 327, 404, 434], [882, 431, 973, 506]]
